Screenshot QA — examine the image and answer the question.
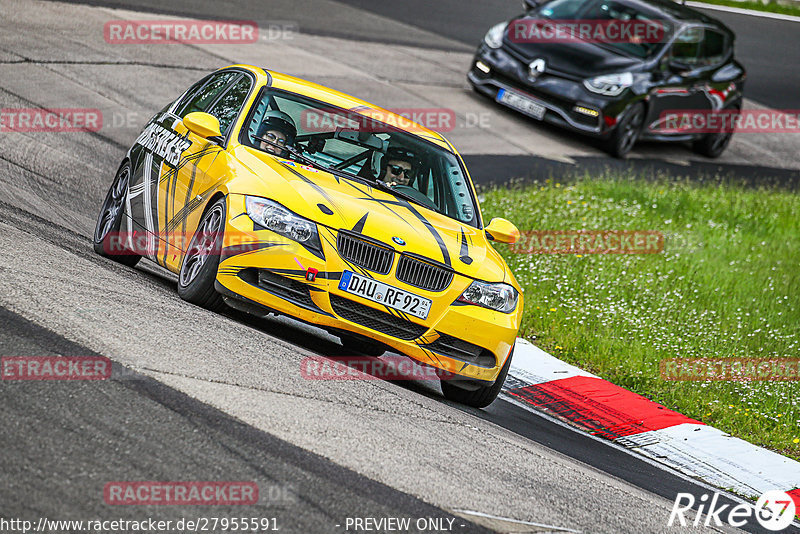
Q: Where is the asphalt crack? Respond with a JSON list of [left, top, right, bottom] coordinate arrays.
[[0, 58, 210, 71], [136, 365, 471, 426]]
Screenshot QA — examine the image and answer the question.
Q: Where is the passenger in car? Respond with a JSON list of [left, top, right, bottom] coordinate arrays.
[[379, 145, 419, 188], [256, 110, 297, 157]]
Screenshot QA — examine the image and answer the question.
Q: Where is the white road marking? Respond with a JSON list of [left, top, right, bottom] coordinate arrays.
[[687, 1, 800, 22], [508, 338, 597, 385], [498, 393, 797, 523], [503, 338, 800, 529], [620, 423, 800, 498], [451, 509, 581, 533]]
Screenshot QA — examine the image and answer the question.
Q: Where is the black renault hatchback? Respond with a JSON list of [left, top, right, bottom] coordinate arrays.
[[468, 0, 746, 157]]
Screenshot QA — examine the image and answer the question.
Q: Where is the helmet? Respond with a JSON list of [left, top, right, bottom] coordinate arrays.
[[256, 110, 297, 145], [377, 145, 419, 179]]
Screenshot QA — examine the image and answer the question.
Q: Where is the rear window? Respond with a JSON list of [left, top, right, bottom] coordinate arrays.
[[539, 0, 588, 19], [535, 0, 671, 58]]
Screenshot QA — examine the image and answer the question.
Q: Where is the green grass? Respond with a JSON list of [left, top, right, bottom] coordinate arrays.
[[480, 172, 800, 460], [687, 0, 800, 17]]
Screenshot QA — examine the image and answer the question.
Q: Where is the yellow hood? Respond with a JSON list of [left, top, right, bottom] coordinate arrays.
[[234, 146, 510, 283]]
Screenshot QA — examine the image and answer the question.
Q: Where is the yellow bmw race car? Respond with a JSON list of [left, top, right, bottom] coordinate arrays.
[[93, 64, 523, 407]]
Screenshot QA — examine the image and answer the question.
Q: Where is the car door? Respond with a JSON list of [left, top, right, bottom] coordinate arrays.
[[153, 70, 255, 272], [646, 26, 714, 134], [127, 71, 238, 265], [166, 71, 254, 271]]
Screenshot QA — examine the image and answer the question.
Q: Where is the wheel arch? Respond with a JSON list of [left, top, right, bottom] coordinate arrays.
[[199, 191, 228, 221], [116, 157, 132, 219]]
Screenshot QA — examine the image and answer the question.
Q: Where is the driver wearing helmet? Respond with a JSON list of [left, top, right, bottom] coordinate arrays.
[[256, 110, 297, 157], [379, 146, 418, 188]]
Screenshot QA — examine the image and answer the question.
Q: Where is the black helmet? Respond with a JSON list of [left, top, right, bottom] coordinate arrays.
[[257, 110, 297, 145], [378, 145, 419, 176]]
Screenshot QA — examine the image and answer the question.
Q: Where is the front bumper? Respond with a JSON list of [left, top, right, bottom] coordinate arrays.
[[469, 44, 630, 137], [215, 194, 521, 384]]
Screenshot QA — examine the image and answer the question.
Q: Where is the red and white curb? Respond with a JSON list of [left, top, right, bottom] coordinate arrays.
[[502, 338, 800, 513]]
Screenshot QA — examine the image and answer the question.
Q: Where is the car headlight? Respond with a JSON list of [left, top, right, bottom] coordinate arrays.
[[484, 22, 508, 49], [458, 280, 519, 313], [245, 196, 317, 244], [584, 72, 633, 96]]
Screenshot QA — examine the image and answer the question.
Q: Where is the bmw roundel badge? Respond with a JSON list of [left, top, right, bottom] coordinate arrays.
[[392, 236, 406, 246]]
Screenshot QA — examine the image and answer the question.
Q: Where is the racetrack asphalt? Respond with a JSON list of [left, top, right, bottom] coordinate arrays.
[[53, 0, 800, 112], [48, 0, 800, 184], [334, 0, 800, 111], [0, 307, 492, 533]]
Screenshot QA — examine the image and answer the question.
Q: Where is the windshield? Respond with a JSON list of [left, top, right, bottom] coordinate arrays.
[[536, 0, 672, 58], [242, 88, 480, 227]]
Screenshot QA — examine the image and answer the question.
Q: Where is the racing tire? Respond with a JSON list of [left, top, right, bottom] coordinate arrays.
[[691, 101, 741, 158], [93, 162, 141, 267], [440, 346, 514, 409], [604, 102, 645, 159], [177, 197, 227, 312]]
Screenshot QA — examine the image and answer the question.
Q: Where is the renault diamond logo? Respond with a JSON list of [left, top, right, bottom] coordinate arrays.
[[528, 58, 546, 80]]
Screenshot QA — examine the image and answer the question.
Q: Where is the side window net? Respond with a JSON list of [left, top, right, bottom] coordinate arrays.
[[176, 72, 240, 118]]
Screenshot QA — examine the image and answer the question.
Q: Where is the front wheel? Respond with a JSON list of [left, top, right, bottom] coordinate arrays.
[[93, 162, 141, 267], [440, 346, 514, 408], [177, 197, 227, 312], [692, 101, 741, 158], [604, 102, 645, 158]]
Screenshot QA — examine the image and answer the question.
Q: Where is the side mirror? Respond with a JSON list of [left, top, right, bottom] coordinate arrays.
[[485, 218, 521, 244], [523, 0, 542, 11], [183, 112, 222, 140]]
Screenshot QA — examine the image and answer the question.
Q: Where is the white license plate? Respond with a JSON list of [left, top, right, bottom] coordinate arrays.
[[497, 89, 546, 120], [338, 271, 431, 320]]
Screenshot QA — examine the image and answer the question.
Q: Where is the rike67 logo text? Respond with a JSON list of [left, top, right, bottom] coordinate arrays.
[[669, 490, 797, 531]]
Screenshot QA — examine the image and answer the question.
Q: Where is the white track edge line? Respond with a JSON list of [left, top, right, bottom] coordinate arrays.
[[685, 1, 800, 22], [451, 509, 581, 533], [498, 392, 800, 530]]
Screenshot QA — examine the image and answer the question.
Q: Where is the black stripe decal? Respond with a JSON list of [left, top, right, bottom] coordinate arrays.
[[220, 242, 286, 262], [398, 200, 451, 267], [276, 161, 341, 210], [342, 181, 417, 232], [352, 213, 368, 234], [459, 228, 473, 265]]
